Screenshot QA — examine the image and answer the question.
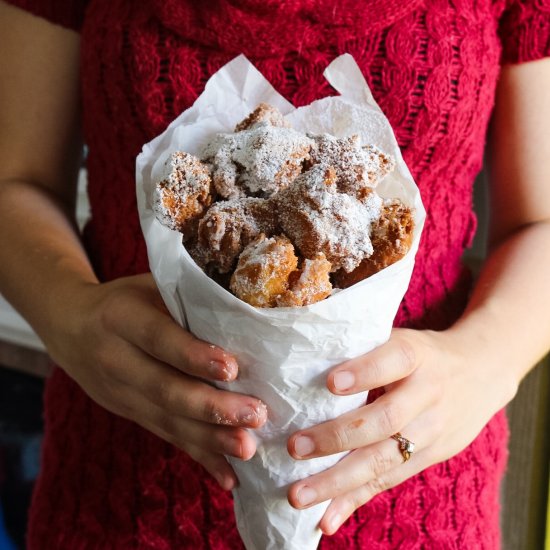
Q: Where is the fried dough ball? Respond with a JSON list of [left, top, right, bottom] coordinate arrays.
[[202, 122, 313, 200], [275, 164, 383, 273], [230, 235, 298, 308], [235, 103, 291, 132], [153, 151, 213, 239], [276, 253, 332, 307], [189, 197, 279, 274], [308, 133, 395, 201], [333, 201, 414, 288]]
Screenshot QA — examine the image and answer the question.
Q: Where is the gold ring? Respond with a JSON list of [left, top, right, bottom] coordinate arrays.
[[391, 432, 415, 462]]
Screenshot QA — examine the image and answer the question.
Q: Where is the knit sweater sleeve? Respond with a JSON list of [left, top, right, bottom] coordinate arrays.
[[500, 0, 550, 63], [3, 0, 89, 31]]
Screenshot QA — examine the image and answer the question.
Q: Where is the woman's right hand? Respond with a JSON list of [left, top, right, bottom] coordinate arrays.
[[43, 272, 267, 491], [0, 3, 266, 492]]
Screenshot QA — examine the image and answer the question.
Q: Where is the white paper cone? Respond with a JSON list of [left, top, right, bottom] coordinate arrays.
[[136, 54, 425, 550]]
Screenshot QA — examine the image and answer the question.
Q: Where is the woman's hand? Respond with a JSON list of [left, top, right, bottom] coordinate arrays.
[[43, 272, 267, 491], [0, 5, 268, 494], [284, 59, 550, 535], [286, 327, 518, 535]]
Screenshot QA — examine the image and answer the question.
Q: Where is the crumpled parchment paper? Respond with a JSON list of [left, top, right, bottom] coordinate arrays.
[[136, 53, 425, 550]]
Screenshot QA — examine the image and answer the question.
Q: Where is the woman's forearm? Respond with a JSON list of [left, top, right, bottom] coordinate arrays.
[[0, 178, 98, 344], [450, 220, 550, 395], [448, 59, 550, 396], [0, 3, 91, 345]]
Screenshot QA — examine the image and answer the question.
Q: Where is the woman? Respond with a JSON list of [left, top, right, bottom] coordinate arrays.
[[0, 0, 549, 548]]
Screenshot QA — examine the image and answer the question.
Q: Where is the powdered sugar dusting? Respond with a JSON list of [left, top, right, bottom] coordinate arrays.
[[202, 125, 313, 199], [151, 104, 414, 307], [276, 164, 383, 273], [277, 253, 333, 307], [230, 235, 298, 307], [193, 197, 278, 273], [308, 133, 395, 200], [153, 151, 212, 234]]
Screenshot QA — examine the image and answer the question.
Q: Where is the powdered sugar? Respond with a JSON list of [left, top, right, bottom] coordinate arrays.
[[193, 197, 278, 273], [276, 164, 383, 273], [202, 124, 313, 199], [307, 133, 395, 200], [229, 235, 298, 308], [153, 151, 212, 233], [276, 254, 332, 307], [150, 103, 411, 306]]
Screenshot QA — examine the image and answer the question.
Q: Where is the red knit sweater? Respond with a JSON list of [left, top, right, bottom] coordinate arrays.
[[6, 0, 550, 548]]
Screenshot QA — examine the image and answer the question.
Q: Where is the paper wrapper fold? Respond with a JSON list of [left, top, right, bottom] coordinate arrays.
[[136, 54, 425, 550]]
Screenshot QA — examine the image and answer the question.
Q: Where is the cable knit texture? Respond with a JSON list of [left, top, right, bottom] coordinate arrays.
[[6, 0, 550, 548]]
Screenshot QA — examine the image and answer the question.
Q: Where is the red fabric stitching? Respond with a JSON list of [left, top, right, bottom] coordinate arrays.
[[6, 0, 546, 547]]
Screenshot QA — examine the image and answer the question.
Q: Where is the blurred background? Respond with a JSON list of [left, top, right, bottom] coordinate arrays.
[[0, 171, 548, 549]]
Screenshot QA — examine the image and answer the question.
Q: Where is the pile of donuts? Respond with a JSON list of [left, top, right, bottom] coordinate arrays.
[[153, 104, 414, 308]]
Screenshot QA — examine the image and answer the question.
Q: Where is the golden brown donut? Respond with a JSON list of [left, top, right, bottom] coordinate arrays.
[[153, 151, 213, 239], [190, 197, 279, 274], [235, 103, 291, 132], [275, 164, 383, 273], [230, 234, 298, 308], [202, 119, 313, 199], [276, 253, 332, 307], [308, 133, 395, 201], [333, 201, 414, 288]]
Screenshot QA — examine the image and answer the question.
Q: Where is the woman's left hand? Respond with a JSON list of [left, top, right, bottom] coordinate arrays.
[[285, 59, 550, 534], [286, 327, 517, 535]]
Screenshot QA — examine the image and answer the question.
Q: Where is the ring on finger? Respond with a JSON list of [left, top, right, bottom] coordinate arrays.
[[391, 432, 415, 462]]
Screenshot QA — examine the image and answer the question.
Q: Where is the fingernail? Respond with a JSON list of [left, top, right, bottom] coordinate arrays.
[[328, 514, 342, 533], [294, 435, 315, 457], [333, 371, 355, 391], [296, 485, 317, 507], [209, 360, 236, 381]]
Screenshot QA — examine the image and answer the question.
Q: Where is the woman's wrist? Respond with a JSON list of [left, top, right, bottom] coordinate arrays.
[[37, 276, 100, 361], [444, 313, 520, 410]]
